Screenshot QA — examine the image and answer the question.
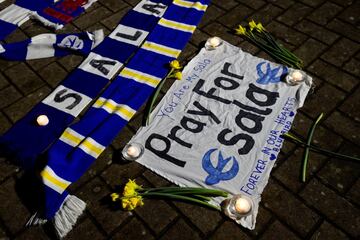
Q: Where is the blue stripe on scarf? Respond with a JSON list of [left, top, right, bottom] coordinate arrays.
[[93, 38, 138, 63], [62, 70, 108, 97], [128, 50, 172, 77], [120, 9, 164, 30], [0, 20, 19, 41], [147, 26, 192, 49], [165, 5, 206, 25], [15, 0, 49, 10]]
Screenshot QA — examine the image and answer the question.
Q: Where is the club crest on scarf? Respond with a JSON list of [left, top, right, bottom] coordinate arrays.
[[202, 149, 239, 185], [256, 62, 288, 85], [58, 35, 84, 50]]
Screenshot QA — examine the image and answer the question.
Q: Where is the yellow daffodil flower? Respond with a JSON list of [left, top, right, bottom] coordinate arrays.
[[235, 25, 246, 35], [130, 196, 144, 207], [123, 179, 142, 197], [127, 179, 142, 190], [111, 193, 120, 202], [122, 196, 144, 211], [122, 198, 131, 210], [249, 20, 257, 31], [170, 60, 182, 70], [256, 23, 265, 32], [123, 185, 136, 197], [175, 71, 182, 80]]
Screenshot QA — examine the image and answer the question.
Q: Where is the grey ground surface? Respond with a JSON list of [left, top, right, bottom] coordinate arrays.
[[0, 0, 359, 239]]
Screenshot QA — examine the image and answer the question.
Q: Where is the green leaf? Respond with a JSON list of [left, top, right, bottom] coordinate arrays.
[[302, 113, 324, 182], [145, 69, 173, 125], [141, 192, 221, 210], [283, 133, 360, 162]]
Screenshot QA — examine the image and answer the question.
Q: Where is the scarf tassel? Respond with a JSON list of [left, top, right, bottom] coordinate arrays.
[[26, 195, 86, 238]]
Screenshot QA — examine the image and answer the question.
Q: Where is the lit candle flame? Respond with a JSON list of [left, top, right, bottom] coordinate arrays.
[[37, 115, 49, 126]]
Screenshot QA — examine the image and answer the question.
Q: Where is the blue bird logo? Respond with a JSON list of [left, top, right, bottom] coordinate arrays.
[[58, 35, 84, 50], [202, 149, 239, 185], [256, 62, 288, 85]]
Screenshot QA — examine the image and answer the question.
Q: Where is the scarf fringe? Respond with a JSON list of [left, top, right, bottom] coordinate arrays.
[[26, 195, 86, 239], [53, 195, 86, 238], [89, 29, 104, 49], [26, 212, 48, 226], [83, 0, 98, 9], [31, 12, 64, 30]]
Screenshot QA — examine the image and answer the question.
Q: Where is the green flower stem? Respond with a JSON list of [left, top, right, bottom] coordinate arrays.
[[283, 132, 304, 142], [141, 192, 221, 211], [302, 113, 323, 182], [253, 31, 282, 51], [142, 187, 228, 197], [145, 69, 174, 125], [193, 195, 211, 202], [246, 37, 301, 65], [241, 31, 303, 69], [250, 41, 299, 67], [260, 33, 300, 61], [283, 135, 360, 162], [249, 32, 297, 60], [146, 190, 225, 197], [305, 143, 360, 162]]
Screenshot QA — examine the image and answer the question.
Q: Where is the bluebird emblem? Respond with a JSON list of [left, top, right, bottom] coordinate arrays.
[[256, 62, 288, 85], [202, 149, 239, 185], [58, 35, 84, 50]]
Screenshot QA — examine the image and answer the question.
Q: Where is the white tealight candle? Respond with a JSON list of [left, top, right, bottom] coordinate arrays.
[[126, 145, 141, 158], [291, 70, 303, 82], [234, 197, 251, 214], [209, 37, 221, 47], [36, 115, 49, 126]]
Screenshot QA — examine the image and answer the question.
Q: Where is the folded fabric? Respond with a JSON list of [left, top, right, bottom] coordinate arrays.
[[0, 0, 97, 41], [0, 29, 104, 60], [128, 38, 312, 230]]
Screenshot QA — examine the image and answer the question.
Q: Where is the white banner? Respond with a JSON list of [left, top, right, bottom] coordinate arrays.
[[128, 39, 312, 229]]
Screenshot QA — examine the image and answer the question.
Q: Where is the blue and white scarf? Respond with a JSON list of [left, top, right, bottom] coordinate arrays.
[[38, 0, 210, 237], [0, 0, 170, 168], [0, 0, 173, 237], [0, 29, 104, 60], [0, 0, 97, 41]]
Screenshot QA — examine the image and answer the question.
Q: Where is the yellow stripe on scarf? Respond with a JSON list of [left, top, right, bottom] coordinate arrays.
[[159, 18, 196, 32], [60, 128, 84, 147], [79, 137, 105, 159], [173, 0, 208, 11], [93, 97, 136, 121], [41, 166, 71, 194], [121, 68, 161, 87], [142, 41, 181, 58]]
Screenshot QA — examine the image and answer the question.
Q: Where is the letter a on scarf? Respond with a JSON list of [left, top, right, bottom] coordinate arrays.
[[0, 0, 98, 41]]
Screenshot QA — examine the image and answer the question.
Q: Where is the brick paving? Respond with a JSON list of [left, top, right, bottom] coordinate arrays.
[[0, 0, 359, 239]]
